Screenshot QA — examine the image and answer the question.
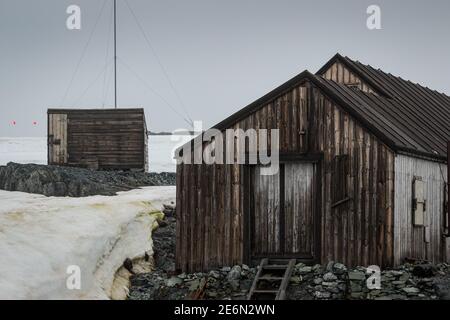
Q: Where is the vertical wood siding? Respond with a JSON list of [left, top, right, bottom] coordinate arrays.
[[48, 113, 68, 165], [284, 162, 316, 256], [322, 62, 376, 94], [394, 155, 448, 264], [251, 165, 280, 256], [176, 80, 395, 272]]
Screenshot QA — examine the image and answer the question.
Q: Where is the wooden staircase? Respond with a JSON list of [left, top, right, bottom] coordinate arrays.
[[247, 258, 296, 300]]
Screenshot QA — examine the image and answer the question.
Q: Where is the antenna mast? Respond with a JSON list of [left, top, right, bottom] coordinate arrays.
[[114, 0, 117, 109]]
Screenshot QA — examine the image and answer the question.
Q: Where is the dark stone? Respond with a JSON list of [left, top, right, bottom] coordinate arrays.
[[158, 220, 168, 228], [412, 264, 436, 278], [0, 162, 176, 197], [123, 258, 134, 274]]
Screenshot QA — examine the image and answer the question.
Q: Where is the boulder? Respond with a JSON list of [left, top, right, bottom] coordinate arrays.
[[227, 266, 242, 281]]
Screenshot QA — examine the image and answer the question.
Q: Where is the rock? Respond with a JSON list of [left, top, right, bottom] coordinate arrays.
[[312, 264, 322, 273], [350, 282, 363, 293], [166, 276, 183, 287], [333, 263, 347, 274], [227, 266, 242, 281], [399, 273, 410, 282], [322, 281, 337, 287], [375, 296, 393, 300], [0, 162, 176, 197], [323, 272, 337, 282], [229, 280, 240, 291], [313, 278, 323, 285], [348, 271, 366, 281], [123, 258, 134, 274], [188, 279, 201, 291], [295, 262, 306, 269], [314, 285, 323, 291], [158, 220, 168, 228], [412, 264, 436, 278], [350, 292, 364, 299], [221, 266, 231, 273], [402, 287, 420, 295], [209, 270, 221, 279], [393, 294, 409, 300], [392, 280, 406, 288], [337, 283, 346, 291], [298, 266, 312, 274], [315, 291, 331, 299], [242, 264, 250, 271], [240, 279, 253, 291], [433, 278, 450, 300], [327, 287, 340, 294], [290, 276, 302, 284], [206, 291, 218, 298], [325, 261, 335, 272]]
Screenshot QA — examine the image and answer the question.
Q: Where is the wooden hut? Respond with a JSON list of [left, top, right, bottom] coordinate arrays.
[[47, 108, 148, 171], [175, 53, 449, 272]]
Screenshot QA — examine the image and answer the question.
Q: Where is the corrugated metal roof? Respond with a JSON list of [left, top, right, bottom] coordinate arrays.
[[316, 54, 450, 160]]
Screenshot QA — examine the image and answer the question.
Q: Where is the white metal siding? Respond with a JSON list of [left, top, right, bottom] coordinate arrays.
[[394, 154, 448, 265]]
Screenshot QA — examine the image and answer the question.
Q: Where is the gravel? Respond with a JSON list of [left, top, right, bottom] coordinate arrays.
[[128, 212, 450, 300]]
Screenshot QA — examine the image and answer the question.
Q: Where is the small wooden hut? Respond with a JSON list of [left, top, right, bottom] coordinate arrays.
[[47, 108, 148, 171], [175, 53, 449, 272]]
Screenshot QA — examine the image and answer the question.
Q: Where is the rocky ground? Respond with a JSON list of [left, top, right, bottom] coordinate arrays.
[[0, 162, 176, 197], [128, 206, 450, 300]]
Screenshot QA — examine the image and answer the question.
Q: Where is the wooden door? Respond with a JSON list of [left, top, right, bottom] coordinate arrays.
[[284, 163, 317, 258], [251, 166, 281, 256], [48, 113, 68, 165], [250, 162, 318, 260]]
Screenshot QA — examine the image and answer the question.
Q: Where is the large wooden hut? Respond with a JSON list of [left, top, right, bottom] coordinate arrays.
[[175, 54, 449, 272], [47, 108, 148, 171]]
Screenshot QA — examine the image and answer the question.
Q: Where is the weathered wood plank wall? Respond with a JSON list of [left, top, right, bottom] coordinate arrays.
[[323, 62, 376, 94], [48, 109, 147, 170], [48, 113, 68, 165], [176, 78, 395, 272]]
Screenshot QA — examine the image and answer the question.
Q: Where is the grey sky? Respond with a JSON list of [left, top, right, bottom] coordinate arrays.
[[1, 0, 449, 137]]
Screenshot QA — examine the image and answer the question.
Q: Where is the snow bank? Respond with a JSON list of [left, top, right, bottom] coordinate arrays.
[[0, 136, 194, 172], [0, 186, 175, 300]]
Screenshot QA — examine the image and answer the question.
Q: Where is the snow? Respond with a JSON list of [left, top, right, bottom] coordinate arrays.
[[0, 135, 194, 172], [0, 186, 175, 300]]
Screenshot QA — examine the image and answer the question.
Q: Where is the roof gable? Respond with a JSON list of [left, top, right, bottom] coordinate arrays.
[[317, 54, 449, 160]]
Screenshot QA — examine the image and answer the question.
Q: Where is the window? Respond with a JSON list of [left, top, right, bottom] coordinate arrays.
[[346, 83, 361, 91], [331, 155, 350, 207], [412, 177, 426, 227]]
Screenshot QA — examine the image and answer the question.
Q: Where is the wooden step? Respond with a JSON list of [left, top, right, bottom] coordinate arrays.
[[258, 276, 284, 280], [262, 265, 288, 270], [268, 259, 295, 265], [247, 258, 296, 300], [253, 290, 279, 294]]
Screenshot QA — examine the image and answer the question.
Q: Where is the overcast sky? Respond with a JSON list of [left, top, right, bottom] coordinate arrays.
[[1, 0, 449, 137]]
